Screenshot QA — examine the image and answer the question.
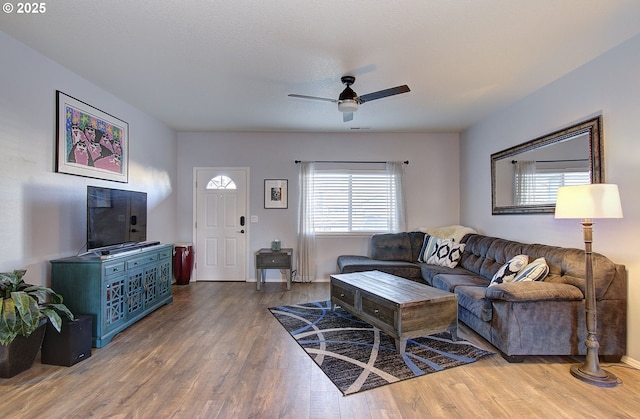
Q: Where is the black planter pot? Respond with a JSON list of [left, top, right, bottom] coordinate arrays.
[[0, 322, 46, 378]]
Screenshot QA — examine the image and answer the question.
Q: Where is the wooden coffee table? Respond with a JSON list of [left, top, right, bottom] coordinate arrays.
[[330, 270, 458, 354]]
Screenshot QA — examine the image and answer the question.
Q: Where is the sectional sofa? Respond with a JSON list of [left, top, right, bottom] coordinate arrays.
[[337, 231, 627, 362]]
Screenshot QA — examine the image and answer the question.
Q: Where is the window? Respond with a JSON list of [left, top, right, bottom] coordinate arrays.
[[311, 169, 401, 233], [206, 175, 236, 190]]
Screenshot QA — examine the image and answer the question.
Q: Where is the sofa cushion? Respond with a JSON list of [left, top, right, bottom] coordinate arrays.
[[513, 257, 549, 282], [419, 264, 475, 285], [455, 286, 493, 322], [370, 233, 412, 262], [489, 255, 529, 286], [480, 239, 528, 281], [431, 273, 489, 293], [458, 235, 527, 281], [426, 239, 465, 268], [457, 234, 500, 277], [485, 281, 584, 302]]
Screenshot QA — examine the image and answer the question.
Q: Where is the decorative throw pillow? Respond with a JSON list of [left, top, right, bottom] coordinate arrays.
[[426, 239, 465, 268], [489, 255, 529, 286], [513, 257, 549, 282], [418, 234, 440, 262]]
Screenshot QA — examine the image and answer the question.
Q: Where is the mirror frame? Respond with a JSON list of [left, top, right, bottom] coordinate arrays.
[[491, 116, 603, 215]]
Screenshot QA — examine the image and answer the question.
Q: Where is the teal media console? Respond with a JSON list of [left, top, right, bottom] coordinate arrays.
[[51, 244, 173, 348]]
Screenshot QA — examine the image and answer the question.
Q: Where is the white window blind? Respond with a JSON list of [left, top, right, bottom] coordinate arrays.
[[312, 170, 399, 233], [516, 170, 590, 205]]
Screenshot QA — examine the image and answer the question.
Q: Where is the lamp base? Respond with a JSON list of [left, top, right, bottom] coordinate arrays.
[[570, 364, 621, 387]]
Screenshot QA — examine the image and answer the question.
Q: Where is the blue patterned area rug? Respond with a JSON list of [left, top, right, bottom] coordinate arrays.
[[269, 300, 494, 396]]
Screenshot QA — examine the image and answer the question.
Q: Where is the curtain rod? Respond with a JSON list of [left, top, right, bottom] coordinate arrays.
[[295, 160, 409, 165], [511, 159, 588, 164]]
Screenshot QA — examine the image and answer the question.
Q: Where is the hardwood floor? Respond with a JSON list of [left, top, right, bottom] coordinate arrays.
[[1, 281, 640, 419]]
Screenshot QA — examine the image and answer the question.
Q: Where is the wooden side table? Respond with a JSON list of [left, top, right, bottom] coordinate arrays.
[[255, 248, 293, 291]]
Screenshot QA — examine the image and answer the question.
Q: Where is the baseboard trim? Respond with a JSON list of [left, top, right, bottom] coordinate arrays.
[[621, 355, 640, 369]]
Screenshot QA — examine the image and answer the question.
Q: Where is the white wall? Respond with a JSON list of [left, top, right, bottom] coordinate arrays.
[[0, 31, 178, 286], [460, 34, 640, 362], [176, 132, 459, 280]]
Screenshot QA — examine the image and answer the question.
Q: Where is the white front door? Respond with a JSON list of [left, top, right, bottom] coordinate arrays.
[[194, 168, 248, 281]]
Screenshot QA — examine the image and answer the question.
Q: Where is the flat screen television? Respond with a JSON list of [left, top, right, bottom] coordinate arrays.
[[87, 186, 147, 251]]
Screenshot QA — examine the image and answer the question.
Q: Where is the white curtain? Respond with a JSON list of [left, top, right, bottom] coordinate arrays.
[[297, 162, 316, 282], [514, 161, 536, 205], [387, 161, 407, 232]]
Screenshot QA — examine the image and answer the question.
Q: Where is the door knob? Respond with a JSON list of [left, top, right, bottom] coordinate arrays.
[[237, 229, 245, 233]]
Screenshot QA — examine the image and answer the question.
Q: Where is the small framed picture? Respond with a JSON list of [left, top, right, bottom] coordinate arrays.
[[264, 179, 288, 209]]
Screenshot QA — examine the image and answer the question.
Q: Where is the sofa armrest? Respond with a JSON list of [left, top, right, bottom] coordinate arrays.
[[485, 281, 583, 302]]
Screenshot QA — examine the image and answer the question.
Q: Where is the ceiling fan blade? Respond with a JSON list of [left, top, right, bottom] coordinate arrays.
[[288, 94, 337, 103], [358, 85, 410, 103], [343, 112, 354, 122]]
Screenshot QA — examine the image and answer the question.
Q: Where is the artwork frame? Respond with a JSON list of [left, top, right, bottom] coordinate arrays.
[[56, 90, 129, 183], [264, 179, 288, 209]]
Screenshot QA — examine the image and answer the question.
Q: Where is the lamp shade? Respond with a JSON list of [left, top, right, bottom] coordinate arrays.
[[555, 184, 623, 219]]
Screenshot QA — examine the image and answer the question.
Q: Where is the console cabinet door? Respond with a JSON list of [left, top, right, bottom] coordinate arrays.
[[104, 276, 127, 333], [158, 249, 172, 299], [143, 265, 158, 308], [127, 268, 145, 318]]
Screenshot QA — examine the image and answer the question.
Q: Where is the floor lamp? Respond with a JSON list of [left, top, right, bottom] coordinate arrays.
[[555, 184, 623, 387]]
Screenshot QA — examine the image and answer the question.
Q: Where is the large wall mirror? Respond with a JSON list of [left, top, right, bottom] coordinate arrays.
[[491, 116, 603, 215]]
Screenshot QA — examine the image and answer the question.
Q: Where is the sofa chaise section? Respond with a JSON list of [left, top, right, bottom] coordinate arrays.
[[337, 231, 425, 281]]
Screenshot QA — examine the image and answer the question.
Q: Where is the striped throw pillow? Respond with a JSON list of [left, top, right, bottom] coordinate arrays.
[[513, 257, 549, 282]]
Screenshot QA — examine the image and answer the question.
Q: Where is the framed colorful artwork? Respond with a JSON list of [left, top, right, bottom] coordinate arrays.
[[264, 179, 288, 209], [56, 91, 129, 182]]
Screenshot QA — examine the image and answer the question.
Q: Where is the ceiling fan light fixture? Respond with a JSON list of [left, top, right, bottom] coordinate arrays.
[[338, 99, 358, 113], [288, 75, 409, 122]]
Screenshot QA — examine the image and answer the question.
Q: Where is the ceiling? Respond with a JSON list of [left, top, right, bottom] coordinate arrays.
[[1, 1, 640, 133]]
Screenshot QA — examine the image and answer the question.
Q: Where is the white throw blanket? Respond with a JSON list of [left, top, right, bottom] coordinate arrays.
[[419, 225, 478, 243]]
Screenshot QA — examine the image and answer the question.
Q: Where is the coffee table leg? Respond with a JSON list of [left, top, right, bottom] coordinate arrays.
[[395, 338, 407, 354]]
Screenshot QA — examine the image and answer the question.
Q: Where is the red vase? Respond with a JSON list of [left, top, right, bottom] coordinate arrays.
[[173, 243, 194, 285]]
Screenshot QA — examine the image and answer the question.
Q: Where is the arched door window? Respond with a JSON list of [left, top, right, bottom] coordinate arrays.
[[206, 175, 237, 190]]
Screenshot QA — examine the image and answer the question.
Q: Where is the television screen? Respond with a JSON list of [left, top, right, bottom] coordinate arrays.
[[87, 186, 147, 251]]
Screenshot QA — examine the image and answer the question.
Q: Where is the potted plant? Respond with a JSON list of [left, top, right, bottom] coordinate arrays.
[[0, 269, 74, 378]]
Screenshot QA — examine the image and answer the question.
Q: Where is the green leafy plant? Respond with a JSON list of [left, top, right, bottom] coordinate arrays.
[[0, 269, 74, 346]]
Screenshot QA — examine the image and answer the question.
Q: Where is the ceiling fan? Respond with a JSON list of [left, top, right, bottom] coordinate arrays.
[[288, 76, 410, 122]]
